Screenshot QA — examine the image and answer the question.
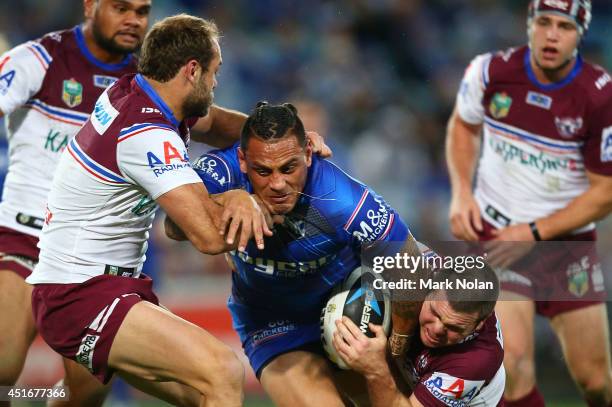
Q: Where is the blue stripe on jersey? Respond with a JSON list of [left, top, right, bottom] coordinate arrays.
[[134, 74, 180, 128], [27, 100, 89, 122], [31, 42, 51, 65], [485, 117, 581, 150], [74, 25, 133, 71], [69, 139, 127, 184], [119, 122, 176, 137]]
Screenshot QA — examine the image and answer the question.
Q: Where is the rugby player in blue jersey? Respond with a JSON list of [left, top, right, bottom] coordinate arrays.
[[167, 101, 422, 406]]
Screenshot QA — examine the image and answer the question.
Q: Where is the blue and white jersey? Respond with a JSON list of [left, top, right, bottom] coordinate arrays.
[[194, 143, 409, 314]]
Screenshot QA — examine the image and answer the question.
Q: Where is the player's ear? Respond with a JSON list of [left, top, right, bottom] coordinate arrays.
[[84, 0, 97, 19], [474, 313, 490, 332], [304, 140, 312, 167], [238, 147, 247, 174], [184, 59, 199, 85]]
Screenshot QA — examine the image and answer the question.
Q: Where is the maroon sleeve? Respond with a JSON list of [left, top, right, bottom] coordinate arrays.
[[582, 77, 612, 175]]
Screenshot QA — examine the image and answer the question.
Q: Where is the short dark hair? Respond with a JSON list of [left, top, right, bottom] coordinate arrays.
[[429, 262, 499, 323], [138, 14, 219, 82], [240, 101, 307, 151]]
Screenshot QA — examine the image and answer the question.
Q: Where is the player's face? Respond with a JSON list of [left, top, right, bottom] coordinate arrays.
[[239, 136, 312, 215], [183, 39, 221, 118], [86, 0, 150, 54], [529, 13, 580, 72], [419, 297, 482, 348]]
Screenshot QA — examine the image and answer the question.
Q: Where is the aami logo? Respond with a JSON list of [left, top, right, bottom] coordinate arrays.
[[91, 91, 119, 134], [424, 372, 484, 406], [543, 0, 569, 10], [147, 141, 191, 177]]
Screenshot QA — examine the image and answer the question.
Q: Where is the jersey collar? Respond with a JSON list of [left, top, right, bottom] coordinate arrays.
[[74, 25, 132, 71], [524, 47, 582, 91], [134, 74, 180, 128]]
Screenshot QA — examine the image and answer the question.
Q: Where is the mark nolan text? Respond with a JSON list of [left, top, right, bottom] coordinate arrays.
[[374, 277, 494, 291]]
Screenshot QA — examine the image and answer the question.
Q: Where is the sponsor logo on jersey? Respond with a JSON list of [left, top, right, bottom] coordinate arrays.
[[345, 191, 393, 243], [231, 249, 337, 278], [489, 92, 512, 119], [75, 334, 100, 372], [141, 107, 161, 114], [44, 129, 69, 153], [567, 255, 590, 297], [91, 91, 119, 134], [252, 320, 297, 346], [194, 155, 228, 187], [601, 126, 612, 162], [131, 195, 158, 216], [489, 137, 580, 174], [0, 56, 15, 96], [526, 91, 552, 110], [424, 372, 484, 406], [146, 141, 191, 177], [93, 75, 118, 89], [554, 117, 583, 138], [62, 78, 83, 107], [595, 72, 611, 90]]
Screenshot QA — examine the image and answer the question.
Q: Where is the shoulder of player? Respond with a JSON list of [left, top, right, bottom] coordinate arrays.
[[575, 60, 612, 108], [305, 158, 362, 215], [428, 340, 503, 383], [192, 144, 243, 190], [34, 27, 76, 60], [486, 45, 527, 84]]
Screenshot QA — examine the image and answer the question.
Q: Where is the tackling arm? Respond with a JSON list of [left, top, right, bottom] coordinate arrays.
[[190, 105, 247, 147]]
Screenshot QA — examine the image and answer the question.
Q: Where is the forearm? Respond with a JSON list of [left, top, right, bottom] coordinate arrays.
[[445, 110, 481, 195], [365, 369, 413, 407], [192, 105, 247, 147], [536, 184, 612, 239], [388, 236, 425, 357]]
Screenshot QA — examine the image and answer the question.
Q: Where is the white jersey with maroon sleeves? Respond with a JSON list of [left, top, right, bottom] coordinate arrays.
[[0, 26, 137, 237], [456, 46, 612, 232], [27, 74, 202, 284]]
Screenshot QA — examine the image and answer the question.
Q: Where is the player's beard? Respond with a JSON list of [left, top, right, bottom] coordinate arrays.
[[182, 79, 214, 118], [92, 16, 140, 55]]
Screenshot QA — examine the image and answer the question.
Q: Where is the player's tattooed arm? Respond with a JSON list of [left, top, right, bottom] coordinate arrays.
[[389, 235, 426, 357]]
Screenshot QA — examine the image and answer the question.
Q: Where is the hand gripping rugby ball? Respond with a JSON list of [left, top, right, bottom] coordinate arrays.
[[320, 267, 391, 369]]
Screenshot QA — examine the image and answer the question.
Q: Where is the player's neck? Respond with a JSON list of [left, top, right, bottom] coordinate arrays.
[[530, 54, 577, 85], [81, 24, 127, 65], [143, 76, 186, 122]]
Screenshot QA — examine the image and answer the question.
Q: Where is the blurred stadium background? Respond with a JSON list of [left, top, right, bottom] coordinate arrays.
[[1, 0, 611, 406]]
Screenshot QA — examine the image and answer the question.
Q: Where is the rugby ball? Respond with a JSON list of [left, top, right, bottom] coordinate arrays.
[[320, 267, 391, 369]]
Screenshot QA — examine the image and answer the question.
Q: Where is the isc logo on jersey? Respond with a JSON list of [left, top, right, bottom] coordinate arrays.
[[424, 372, 484, 407], [147, 141, 191, 177]]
